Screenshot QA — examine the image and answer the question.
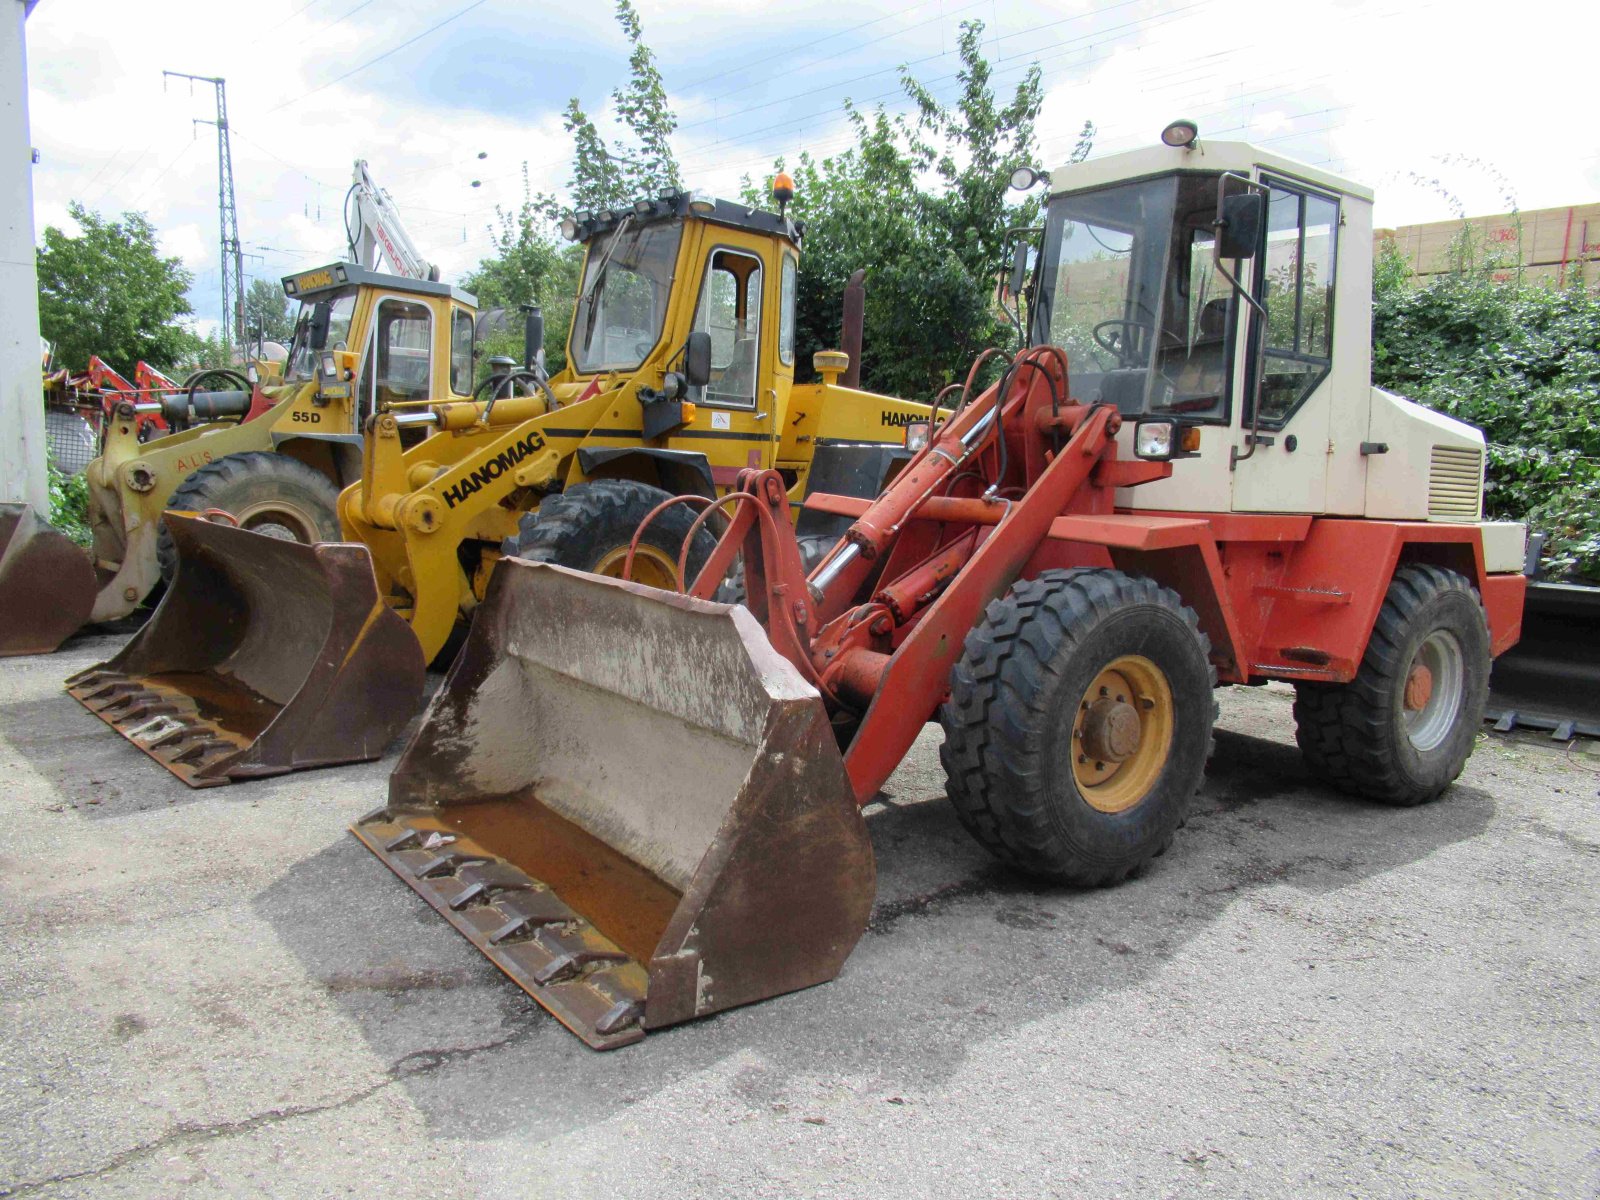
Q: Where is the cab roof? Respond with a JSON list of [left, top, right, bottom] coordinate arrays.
[[281, 261, 477, 307], [573, 189, 802, 247], [1047, 139, 1374, 204]]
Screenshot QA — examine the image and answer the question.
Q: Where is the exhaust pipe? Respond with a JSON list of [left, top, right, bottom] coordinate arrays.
[[353, 561, 874, 1048], [66, 513, 425, 786], [0, 503, 98, 657], [840, 269, 865, 389]]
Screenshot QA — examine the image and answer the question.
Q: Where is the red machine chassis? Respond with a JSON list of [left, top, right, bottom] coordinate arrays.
[[634, 345, 1524, 809]]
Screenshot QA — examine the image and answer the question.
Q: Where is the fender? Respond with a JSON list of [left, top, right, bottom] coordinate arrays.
[[795, 442, 914, 539], [577, 446, 716, 500]]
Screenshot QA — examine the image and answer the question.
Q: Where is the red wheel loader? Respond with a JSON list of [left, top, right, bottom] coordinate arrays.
[[353, 133, 1527, 1048]]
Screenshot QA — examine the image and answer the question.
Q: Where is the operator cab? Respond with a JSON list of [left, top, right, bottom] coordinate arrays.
[[1031, 154, 1338, 435], [1035, 174, 1239, 421]]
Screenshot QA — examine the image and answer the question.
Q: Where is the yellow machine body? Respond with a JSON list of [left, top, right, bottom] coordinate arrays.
[[341, 198, 937, 663], [83, 267, 476, 624]]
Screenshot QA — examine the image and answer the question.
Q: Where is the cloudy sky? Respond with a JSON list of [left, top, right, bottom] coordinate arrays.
[[22, 0, 1599, 336]]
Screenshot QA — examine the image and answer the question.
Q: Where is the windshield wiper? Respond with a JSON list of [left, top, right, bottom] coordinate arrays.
[[577, 215, 634, 310]]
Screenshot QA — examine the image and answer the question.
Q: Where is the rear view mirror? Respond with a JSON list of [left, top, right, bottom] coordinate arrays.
[[1217, 193, 1263, 260], [1008, 241, 1029, 296], [308, 301, 332, 351], [684, 330, 712, 388]]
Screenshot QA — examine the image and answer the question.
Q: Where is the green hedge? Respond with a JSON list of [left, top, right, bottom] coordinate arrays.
[[1372, 242, 1599, 580]]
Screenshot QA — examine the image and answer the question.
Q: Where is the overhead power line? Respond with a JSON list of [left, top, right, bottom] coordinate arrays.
[[265, 0, 491, 115]]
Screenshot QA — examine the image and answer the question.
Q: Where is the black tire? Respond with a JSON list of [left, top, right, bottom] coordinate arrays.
[[505, 479, 717, 591], [940, 568, 1217, 886], [156, 451, 342, 582], [1293, 565, 1489, 806], [716, 532, 838, 606]]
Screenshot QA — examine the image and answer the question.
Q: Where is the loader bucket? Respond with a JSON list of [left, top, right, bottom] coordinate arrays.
[[353, 561, 874, 1049], [1487, 580, 1600, 739], [0, 503, 98, 657], [66, 512, 425, 786]]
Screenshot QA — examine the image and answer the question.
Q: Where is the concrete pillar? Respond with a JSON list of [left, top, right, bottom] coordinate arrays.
[[1, 0, 46, 512]]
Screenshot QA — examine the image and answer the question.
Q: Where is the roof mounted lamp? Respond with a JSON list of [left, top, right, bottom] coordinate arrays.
[[688, 189, 716, 217], [1008, 165, 1049, 191], [773, 171, 795, 216], [1161, 119, 1199, 149]]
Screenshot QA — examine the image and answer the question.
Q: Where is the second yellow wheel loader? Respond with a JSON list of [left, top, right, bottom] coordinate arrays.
[[69, 183, 941, 786]]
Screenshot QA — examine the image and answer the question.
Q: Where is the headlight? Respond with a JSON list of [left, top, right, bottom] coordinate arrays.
[[560, 216, 579, 241], [1133, 419, 1201, 460], [904, 419, 931, 453], [321, 352, 337, 378], [1135, 420, 1175, 459]]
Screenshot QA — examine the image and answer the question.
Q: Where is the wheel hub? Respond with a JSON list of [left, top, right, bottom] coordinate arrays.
[[1080, 697, 1142, 762], [1404, 663, 1434, 711]]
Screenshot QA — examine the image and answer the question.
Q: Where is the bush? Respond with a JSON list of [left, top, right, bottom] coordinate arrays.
[[1373, 239, 1600, 580], [47, 463, 93, 547]]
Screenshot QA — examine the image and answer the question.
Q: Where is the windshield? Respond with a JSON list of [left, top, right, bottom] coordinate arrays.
[[286, 291, 358, 381], [1035, 175, 1234, 420], [570, 219, 683, 374]]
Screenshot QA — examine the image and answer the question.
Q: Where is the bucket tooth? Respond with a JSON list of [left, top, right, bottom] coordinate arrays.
[[0, 503, 98, 657], [353, 562, 876, 1050], [66, 513, 425, 787]]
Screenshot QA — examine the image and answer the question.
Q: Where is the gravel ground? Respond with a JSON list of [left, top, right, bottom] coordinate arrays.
[[1, 629, 1597, 1199]]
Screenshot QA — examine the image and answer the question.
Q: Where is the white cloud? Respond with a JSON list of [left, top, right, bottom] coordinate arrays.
[[25, 0, 1598, 319]]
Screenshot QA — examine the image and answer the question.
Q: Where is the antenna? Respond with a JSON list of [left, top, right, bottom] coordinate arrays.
[[163, 70, 244, 353]]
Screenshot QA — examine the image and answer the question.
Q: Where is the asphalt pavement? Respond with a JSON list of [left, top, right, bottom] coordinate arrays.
[[1, 629, 1596, 1199]]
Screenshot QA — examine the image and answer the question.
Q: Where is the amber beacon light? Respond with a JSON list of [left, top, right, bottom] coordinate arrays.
[[773, 171, 795, 215]]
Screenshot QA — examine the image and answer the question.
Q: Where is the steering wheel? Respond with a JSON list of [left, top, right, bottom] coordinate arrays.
[[633, 339, 655, 358], [1092, 319, 1154, 368]]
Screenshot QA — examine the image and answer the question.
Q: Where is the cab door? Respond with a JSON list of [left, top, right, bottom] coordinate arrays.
[[1230, 177, 1342, 514], [664, 230, 782, 484]]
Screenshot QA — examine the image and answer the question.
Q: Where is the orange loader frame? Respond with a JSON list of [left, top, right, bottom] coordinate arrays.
[[634, 344, 1524, 807]]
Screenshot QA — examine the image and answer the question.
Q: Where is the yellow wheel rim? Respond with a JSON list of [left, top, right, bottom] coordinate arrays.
[[592, 543, 682, 591], [232, 499, 322, 544], [1071, 654, 1174, 813]]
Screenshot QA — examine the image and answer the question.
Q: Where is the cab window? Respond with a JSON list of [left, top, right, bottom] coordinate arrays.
[[450, 307, 474, 395], [1253, 181, 1338, 426], [362, 299, 432, 410], [693, 249, 763, 406], [779, 255, 797, 367]]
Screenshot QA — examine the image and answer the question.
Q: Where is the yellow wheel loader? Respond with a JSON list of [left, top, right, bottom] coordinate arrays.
[[68, 183, 941, 786], [4, 263, 483, 663]]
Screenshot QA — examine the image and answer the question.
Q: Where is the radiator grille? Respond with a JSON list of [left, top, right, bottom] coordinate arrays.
[[1428, 445, 1484, 521]]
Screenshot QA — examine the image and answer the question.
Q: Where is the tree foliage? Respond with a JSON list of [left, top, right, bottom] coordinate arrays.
[[1373, 234, 1600, 580], [564, 0, 680, 213], [243, 278, 295, 345], [36, 202, 196, 375], [743, 21, 1074, 400], [461, 167, 581, 375]]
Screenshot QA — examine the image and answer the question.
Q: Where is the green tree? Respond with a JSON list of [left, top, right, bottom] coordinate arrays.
[[243, 278, 295, 345], [744, 21, 1069, 399], [564, 0, 680, 213], [36, 202, 196, 375], [461, 167, 582, 374]]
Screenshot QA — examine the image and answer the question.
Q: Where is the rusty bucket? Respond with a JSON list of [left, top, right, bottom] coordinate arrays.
[[0, 503, 98, 657], [66, 512, 425, 786], [353, 561, 875, 1049]]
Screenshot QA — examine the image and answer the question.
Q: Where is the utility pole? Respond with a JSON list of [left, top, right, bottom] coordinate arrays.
[[164, 70, 244, 353]]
